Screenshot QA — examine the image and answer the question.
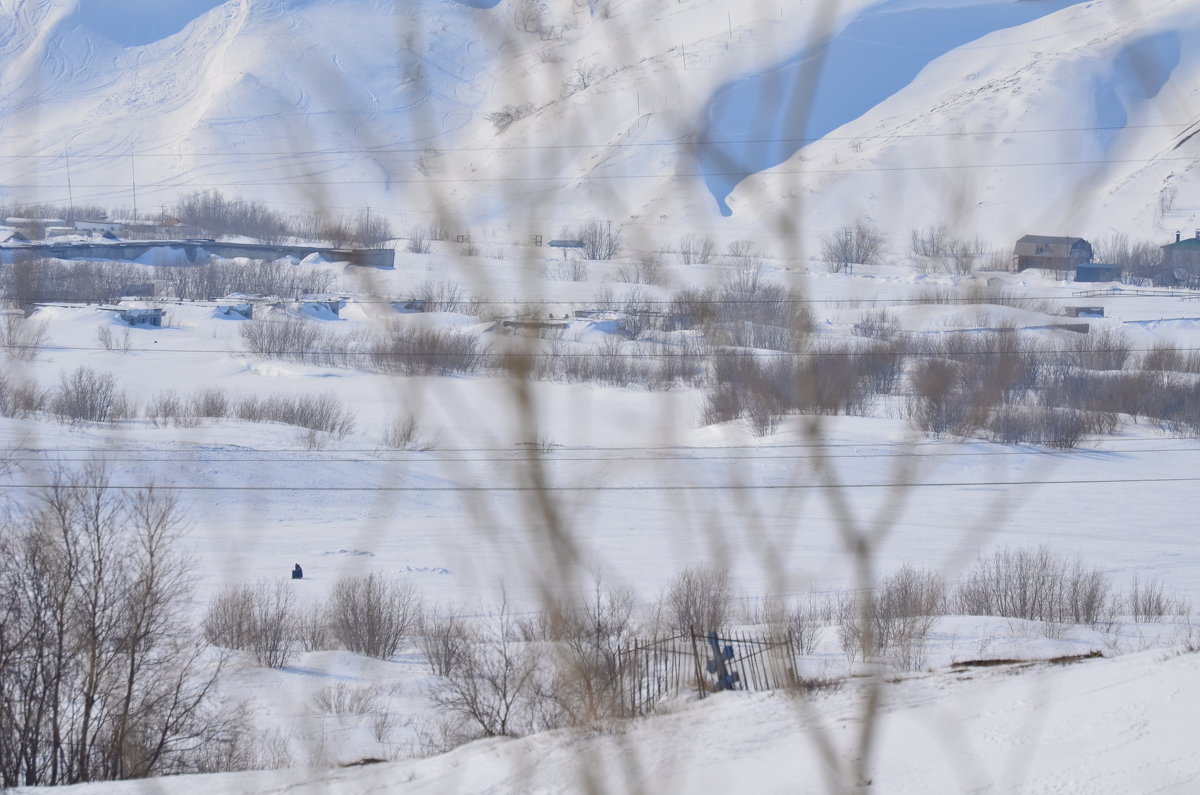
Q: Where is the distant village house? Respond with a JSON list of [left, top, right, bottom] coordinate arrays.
[[1013, 235, 1093, 272]]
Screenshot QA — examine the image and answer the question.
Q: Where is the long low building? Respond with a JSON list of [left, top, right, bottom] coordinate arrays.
[[0, 239, 395, 268]]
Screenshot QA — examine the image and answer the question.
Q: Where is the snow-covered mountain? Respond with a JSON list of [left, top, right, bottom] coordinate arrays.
[[2, 0, 1198, 245]]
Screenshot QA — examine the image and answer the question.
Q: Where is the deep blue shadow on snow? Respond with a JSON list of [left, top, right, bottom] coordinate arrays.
[[75, 0, 228, 47], [698, 0, 1095, 216], [1092, 31, 1180, 148]]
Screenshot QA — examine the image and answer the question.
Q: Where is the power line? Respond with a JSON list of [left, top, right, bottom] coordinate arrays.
[[6, 156, 1200, 189], [2, 475, 1198, 492], [2, 122, 1194, 159], [13, 436, 1191, 454], [9, 444, 1200, 466]]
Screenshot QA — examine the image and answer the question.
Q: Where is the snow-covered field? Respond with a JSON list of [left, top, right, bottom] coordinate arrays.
[[5, 0, 1200, 791], [5, 244, 1200, 791]]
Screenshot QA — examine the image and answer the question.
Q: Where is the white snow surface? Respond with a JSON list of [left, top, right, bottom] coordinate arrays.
[[15, 648, 1200, 793], [1, 0, 1198, 241], [5, 0, 1200, 791]]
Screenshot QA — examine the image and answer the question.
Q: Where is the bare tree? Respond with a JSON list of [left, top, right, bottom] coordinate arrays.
[[0, 314, 47, 361], [821, 217, 886, 272], [660, 565, 732, 635], [0, 470, 225, 786], [427, 600, 541, 738], [678, 233, 716, 265], [569, 219, 622, 260]]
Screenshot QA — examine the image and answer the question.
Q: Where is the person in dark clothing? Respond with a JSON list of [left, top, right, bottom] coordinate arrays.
[[292, 563, 303, 580]]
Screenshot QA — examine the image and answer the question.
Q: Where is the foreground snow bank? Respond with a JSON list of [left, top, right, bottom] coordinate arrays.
[[23, 646, 1200, 794]]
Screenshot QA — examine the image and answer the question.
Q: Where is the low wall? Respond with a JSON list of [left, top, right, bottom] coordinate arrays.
[[0, 240, 395, 268]]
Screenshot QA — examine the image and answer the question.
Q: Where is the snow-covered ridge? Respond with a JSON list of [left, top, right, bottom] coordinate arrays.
[[1, 0, 1196, 241]]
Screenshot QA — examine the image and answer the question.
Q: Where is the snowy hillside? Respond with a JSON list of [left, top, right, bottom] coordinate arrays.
[[1, 0, 1198, 242], [5, 1, 1200, 792]]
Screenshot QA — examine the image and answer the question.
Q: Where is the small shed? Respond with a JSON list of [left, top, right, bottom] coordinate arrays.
[[1074, 263, 1121, 283], [300, 296, 347, 318], [1014, 235, 1093, 272], [118, 308, 165, 327], [216, 303, 254, 320]]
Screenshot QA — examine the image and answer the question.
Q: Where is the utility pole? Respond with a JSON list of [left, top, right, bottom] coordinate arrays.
[[63, 140, 75, 221], [130, 154, 138, 220]]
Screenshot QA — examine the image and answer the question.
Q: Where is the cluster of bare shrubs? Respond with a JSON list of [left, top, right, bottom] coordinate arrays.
[[703, 346, 901, 435], [677, 233, 716, 265], [0, 372, 45, 417], [519, 337, 707, 390], [955, 547, 1189, 628], [175, 190, 392, 247], [0, 201, 112, 227], [175, 190, 292, 244], [144, 386, 354, 437], [485, 102, 534, 133], [540, 256, 589, 281], [838, 566, 946, 670], [406, 222, 449, 255], [383, 413, 438, 450], [50, 366, 135, 424], [0, 473, 230, 785], [370, 322, 486, 375], [1, 258, 151, 304], [96, 323, 132, 352], [230, 392, 356, 438], [0, 313, 48, 360], [239, 315, 485, 376], [155, 257, 335, 300], [411, 278, 467, 312], [197, 557, 1190, 759], [204, 574, 421, 668], [821, 218, 886, 272], [2, 363, 356, 438], [666, 274, 812, 352], [204, 582, 298, 668], [908, 225, 986, 274], [562, 219, 622, 260], [898, 329, 1200, 443], [1093, 233, 1162, 285], [616, 253, 664, 285], [0, 253, 337, 306]]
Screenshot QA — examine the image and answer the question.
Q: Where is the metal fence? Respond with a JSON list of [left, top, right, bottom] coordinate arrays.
[[615, 629, 806, 716]]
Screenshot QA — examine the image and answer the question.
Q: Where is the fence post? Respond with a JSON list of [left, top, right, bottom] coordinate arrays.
[[689, 627, 704, 700]]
